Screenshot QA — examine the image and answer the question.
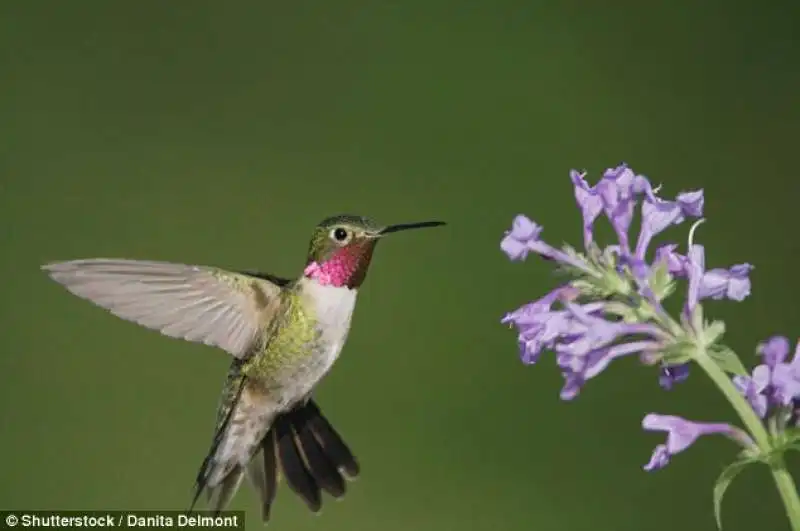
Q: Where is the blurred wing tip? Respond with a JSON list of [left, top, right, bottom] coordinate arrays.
[[41, 258, 104, 272], [40, 261, 62, 272]]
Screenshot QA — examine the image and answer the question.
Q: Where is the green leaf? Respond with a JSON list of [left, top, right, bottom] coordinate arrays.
[[602, 301, 640, 323], [570, 278, 607, 298], [660, 341, 695, 365], [713, 458, 756, 529], [783, 427, 800, 444], [773, 427, 800, 455], [703, 320, 726, 345], [647, 261, 675, 301], [784, 442, 800, 455], [585, 242, 603, 264], [708, 346, 748, 376], [563, 245, 593, 271], [604, 269, 633, 296], [691, 302, 705, 335]]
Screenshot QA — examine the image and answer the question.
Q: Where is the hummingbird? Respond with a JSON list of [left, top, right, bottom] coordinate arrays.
[[41, 214, 445, 522]]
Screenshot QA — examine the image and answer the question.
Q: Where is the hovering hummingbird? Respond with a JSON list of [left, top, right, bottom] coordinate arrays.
[[41, 214, 445, 522]]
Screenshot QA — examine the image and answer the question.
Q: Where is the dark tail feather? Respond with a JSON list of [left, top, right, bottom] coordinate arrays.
[[275, 415, 323, 512], [301, 399, 360, 478], [246, 430, 278, 522], [291, 407, 346, 497], [246, 398, 360, 523]]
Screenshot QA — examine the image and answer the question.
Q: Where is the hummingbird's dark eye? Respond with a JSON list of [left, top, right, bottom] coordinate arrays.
[[333, 228, 349, 242]]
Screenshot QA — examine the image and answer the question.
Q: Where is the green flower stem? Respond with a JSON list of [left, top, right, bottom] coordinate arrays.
[[773, 461, 800, 531], [694, 346, 800, 531]]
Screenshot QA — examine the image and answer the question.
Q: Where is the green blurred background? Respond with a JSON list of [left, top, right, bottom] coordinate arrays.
[[2, 1, 799, 530]]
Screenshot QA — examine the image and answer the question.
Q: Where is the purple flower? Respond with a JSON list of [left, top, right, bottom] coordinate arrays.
[[654, 244, 687, 275], [501, 165, 751, 406], [500, 215, 543, 261], [570, 170, 603, 248], [750, 336, 800, 407], [758, 336, 791, 367], [642, 414, 753, 471], [498, 164, 791, 517], [570, 164, 664, 254], [733, 371, 769, 418], [634, 190, 704, 261], [558, 339, 661, 400], [503, 293, 666, 397], [771, 366, 800, 407], [661, 244, 754, 304], [700, 264, 753, 301], [502, 286, 582, 364], [555, 302, 665, 357], [596, 164, 638, 254], [659, 363, 691, 390], [683, 244, 754, 317], [553, 302, 666, 399], [735, 336, 800, 416], [684, 244, 706, 316], [500, 215, 592, 274]]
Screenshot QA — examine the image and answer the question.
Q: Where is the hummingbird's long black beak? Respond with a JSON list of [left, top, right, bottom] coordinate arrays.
[[378, 221, 447, 235]]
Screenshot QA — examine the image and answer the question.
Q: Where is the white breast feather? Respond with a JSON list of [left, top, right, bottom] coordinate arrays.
[[301, 278, 358, 372]]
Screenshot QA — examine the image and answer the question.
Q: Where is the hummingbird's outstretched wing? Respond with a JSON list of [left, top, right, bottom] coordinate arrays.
[[41, 258, 287, 359]]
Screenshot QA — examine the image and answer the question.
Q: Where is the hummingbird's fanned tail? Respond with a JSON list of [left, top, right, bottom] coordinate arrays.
[[189, 378, 360, 524], [248, 398, 360, 523], [192, 396, 360, 523]]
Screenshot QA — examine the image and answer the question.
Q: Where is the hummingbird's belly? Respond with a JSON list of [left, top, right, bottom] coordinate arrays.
[[279, 336, 347, 403], [253, 279, 358, 410]]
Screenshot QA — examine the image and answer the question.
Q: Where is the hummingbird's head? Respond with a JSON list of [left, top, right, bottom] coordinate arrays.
[[303, 214, 445, 289]]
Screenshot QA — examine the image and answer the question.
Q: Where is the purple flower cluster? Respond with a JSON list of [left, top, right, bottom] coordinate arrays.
[[501, 164, 759, 472], [500, 282, 666, 399], [734, 336, 800, 418], [501, 164, 752, 393], [640, 336, 800, 472], [656, 243, 753, 314]]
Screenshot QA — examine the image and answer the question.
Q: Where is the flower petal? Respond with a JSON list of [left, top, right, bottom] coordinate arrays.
[[659, 363, 690, 390], [771, 364, 800, 406], [634, 189, 704, 260], [757, 336, 790, 368], [654, 244, 687, 276], [570, 170, 603, 247], [684, 244, 706, 316], [643, 444, 671, 471], [733, 374, 769, 418], [699, 264, 753, 302], [510, 214, 539, 241], [500, 215, 544, 260], [676, 190, 704, 217], [557, 340, 662, 399], [596, 166, 638, 252]]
